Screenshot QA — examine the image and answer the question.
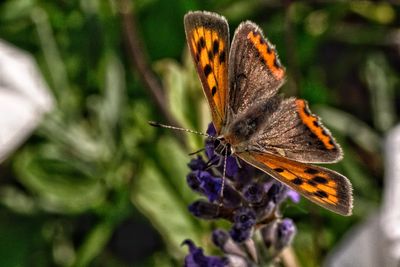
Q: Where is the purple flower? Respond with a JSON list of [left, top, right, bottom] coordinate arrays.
[[212, 229, 231, 250], [184, 122, 298, 265], [186, 170, 221, 202], [188, 156, 207, 171], [276, 218, 296, 250], [197, 171, 221, 202], [205, 140, 217, 160], [262, 218, 296, 251], [183, 240, 228, 267], [188, 200, 221, 220], [219, 183, 243, 209], [267, 182, 290, 204], [232, 161, 257, 185], [233, 207, 256, 229], [205, 124, 217, 159], [205, 124, 239, 178], [229, 207, 256, 243], [207, 123, 217, 137], [242, 182, 266, 204], [212, 229, 256, 266], [287, 189, 301, 203], [224, 156, 239, 177]]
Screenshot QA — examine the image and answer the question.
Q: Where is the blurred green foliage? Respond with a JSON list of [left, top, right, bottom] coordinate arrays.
[[0, 0, 399, 266]]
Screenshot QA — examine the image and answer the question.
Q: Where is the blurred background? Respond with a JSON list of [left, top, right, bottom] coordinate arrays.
[[0, 0, 399, 266]]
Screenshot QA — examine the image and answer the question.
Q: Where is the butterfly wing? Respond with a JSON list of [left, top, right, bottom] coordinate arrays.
[[184, 11, 229, 133], [237, 151, 353, 216], [243, 97, 343, 163], [227, 21, 285, 119]]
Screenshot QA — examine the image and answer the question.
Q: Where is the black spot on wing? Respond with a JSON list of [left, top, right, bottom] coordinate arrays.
[[199, 37, 206, 48], [303, 106, 311, 116], [292, 177, 303, 185], [219, 51, 226, 63], [307, 180, 317, 187], [312, 176, 328, 184], [314, 190, 328, 198], [304, 168, 319, 174], [213, 40, 219, 54], [208, 51, 214, 60], [267, 45, 272, 54], [204, 64, 212, 77], [211, 86, 217, 96]]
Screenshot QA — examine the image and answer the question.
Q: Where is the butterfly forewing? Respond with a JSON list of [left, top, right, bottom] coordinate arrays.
[[184, 11, 229, 132], [238, 151, 353, 216], [227, 22, 285, 119]]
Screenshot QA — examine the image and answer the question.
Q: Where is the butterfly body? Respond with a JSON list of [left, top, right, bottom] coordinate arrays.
[[184, 11, 353, 215]]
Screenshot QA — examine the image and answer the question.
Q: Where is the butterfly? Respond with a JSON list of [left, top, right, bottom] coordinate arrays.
[[183, 11, 353, 216]]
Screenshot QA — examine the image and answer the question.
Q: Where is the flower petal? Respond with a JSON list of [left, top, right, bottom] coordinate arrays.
[[183, 239, 228, 267]]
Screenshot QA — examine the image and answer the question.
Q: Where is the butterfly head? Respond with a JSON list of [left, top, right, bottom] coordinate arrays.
[[213, 136, 233, 156]]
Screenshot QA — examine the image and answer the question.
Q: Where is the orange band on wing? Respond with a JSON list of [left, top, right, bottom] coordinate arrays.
[[295, 99, 336, 150], [189, 26, 228, 130], [250, 152, 343, 208], [253, 153, 338, 199], [247, 31, 284, 80]]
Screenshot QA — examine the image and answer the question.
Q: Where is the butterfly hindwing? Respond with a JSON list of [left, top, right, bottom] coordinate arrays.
[[184, 11, 229, 132], [237, 151, 353, 216], [245, 98, 342, 163], [227, 21, 285, 119]]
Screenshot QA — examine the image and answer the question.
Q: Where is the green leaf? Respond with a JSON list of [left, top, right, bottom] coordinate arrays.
[[364, 53, 397, 132], [131, 151, 203, 259], [0, 0, 35, 22], [72, 219, 114, 267], [157, 136, 197, 203], [14, 146, 107, 214], [0, 212, 46, 267], [99, 52, 126, 137]]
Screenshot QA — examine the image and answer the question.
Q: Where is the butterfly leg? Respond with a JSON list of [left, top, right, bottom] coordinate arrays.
[[188, 148, 206, 156], [204, 156, 221, 170], [235, 156, 242, 169]]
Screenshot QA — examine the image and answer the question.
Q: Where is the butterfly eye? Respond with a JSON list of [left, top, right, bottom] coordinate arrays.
[[213, 139, 221, 148]]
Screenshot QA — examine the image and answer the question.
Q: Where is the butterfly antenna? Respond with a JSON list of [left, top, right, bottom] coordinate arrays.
[[219, 147, 228, 202], [148, 121, 214, 139]]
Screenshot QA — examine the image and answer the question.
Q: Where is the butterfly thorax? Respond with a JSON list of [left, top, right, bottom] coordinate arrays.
[[221, 96, 282, 152]]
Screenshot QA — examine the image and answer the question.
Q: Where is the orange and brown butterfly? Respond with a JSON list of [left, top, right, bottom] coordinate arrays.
[[184, 11, 353, 216]]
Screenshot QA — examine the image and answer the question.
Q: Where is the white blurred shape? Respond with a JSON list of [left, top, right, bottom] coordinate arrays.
[[381, 124, 400, 263], [325, 124, 400, 267], [0, 39, 54, 162]]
